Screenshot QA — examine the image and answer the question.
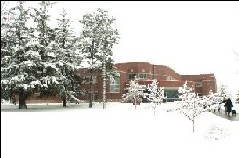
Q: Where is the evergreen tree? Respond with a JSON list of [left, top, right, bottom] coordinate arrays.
[[1, 1, 11, 101], [28, 1, 61, 103], [79, 8, 119, 108], [1, 1, 58, 108], [1, 1, 35, 109], [1, 1, 10, 27], [29, 2, 83, 107], [53, 9, 83, 106]]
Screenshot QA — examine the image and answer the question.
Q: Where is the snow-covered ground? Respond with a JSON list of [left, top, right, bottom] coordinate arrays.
[[1, 102, 239, 158]]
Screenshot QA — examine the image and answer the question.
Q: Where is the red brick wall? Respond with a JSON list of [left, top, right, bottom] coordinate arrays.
[[202, 80, 217, 95], [159, 80, 194, 88], [182, 74, 217, 94], [78, 62, 217, 101], [182, 73, 215, 81], [115, 62, 152, 74], [115, 62, 182, 81], [154, 65, 182, 80], [25, 95, 62, 103]]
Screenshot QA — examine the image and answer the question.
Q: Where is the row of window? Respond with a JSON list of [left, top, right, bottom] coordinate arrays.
[[129, 73, 175, 81], [83, 74, 203, 93], [83, 73, 121, 93], [111, 73, 150, 92], [83, 73, 147, 93], [128, 73, 148, 80], [84, 73, 149, 84]]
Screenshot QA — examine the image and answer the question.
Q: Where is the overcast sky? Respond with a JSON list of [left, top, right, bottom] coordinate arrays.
[[5, 1, 239, 96]]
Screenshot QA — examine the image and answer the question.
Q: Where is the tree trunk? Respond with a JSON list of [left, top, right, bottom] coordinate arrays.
[[89, 40, 94, 108], [19, 87, 27, 109], [102, 53, 106, 109], [135, 98, 136, 109], [89, 76, 93, 108], [154, 107, 156, 116], [63, 96, 66, 107], [192, 119, 195, 132]]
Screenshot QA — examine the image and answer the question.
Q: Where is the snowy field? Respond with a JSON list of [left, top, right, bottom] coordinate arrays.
[[1, 102, 239, 158]]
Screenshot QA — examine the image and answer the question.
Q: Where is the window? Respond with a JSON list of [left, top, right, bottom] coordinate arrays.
[[195, 82, 202, 87], [110, 73, 120, 93], [83, 76, 90, 82], [138, 73, 147, 79], [128, 73, 137, 80], [83, 76, 97, 84], [166, 76, 175, 80]]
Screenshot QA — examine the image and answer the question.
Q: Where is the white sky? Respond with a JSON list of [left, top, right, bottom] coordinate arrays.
[[4, 1, 239, 96]]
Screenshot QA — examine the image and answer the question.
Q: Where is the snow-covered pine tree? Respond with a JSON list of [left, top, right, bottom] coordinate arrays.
[[1, 1, 36, 109], [1, 1, 8, 13], [1, 1, 10, 27], [53, 9, 83, 107], [27, 1, 66, 105], [122, 78, 144, 109], [79, 8, 120, 108], [1, 1, 12, 101], [176, 81, 208, 132], [146, 79, 164, 115]]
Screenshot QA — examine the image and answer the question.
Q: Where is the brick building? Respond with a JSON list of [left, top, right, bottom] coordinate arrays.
[[79, 62, 217, 102]]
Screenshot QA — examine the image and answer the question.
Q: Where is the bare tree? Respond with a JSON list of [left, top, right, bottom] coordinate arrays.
[[175, 81, 209, 132], [146, 79, 165, 116], [122, 78, 144, 109]]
